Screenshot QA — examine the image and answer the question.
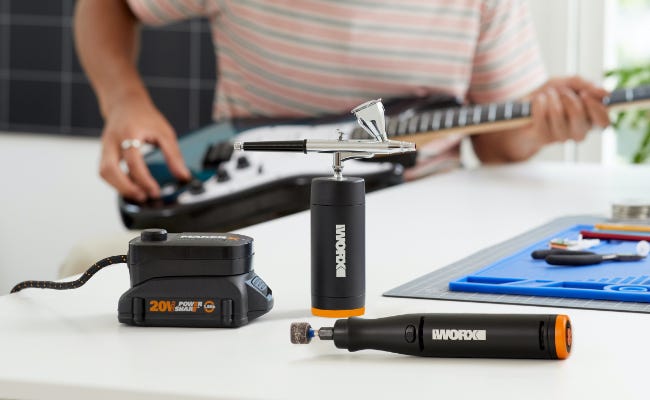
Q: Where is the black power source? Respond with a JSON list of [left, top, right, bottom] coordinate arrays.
[[118, 229, 273, 328]]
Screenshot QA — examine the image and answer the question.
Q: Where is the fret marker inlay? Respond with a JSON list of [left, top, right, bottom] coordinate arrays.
[[420, 112, 431, 132], [504, 102, 513, 119], [432, 112, 442, 130], [473, 106, 481, 124], [488, 104, 496, 122], [459, 108, 467, 126]]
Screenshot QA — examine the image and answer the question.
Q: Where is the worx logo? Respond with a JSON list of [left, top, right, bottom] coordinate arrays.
[[179, 234, 228, 240], [335, 224, 346, 277], [431, 329, 487, 341]]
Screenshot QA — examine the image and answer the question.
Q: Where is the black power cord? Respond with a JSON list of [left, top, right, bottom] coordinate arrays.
[[10, 255, 127, 293]]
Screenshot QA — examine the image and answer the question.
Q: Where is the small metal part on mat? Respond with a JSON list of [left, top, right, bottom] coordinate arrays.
[[612, 200, 650, 222]]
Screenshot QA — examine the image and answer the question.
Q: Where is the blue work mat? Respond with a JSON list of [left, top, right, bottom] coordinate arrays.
[[384, 216, 650, 313], [449, 225, 650, 302]]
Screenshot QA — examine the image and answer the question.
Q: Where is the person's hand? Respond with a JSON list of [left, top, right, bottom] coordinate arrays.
[[99, 97, 191, 202], [528, 76, 610, 144], [473, 76, 611, 163]]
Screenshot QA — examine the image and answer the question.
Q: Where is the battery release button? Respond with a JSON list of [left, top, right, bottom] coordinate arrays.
[[251, 276, 268, 293], [404, 325, 416, 343]]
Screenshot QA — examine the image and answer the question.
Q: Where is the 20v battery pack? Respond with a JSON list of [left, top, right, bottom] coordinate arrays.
[[118, 229, 273, 328]]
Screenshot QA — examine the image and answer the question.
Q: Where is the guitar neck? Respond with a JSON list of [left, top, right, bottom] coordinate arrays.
[[350, 85, 650, 147]]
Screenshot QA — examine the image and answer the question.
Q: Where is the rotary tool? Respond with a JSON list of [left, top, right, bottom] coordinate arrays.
[[291, 313, 572, 359]]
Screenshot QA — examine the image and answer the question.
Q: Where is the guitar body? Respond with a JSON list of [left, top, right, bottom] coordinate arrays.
[[118, 85, 650, 232], [118, 95, 457, 231]]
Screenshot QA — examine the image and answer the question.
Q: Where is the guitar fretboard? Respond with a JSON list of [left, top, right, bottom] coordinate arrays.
[[605, 85, 650, 106], [350, 85, 650, 140], [350, 101, 531, 139]]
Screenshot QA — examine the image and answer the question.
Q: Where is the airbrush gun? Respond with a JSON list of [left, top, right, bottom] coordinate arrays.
[[234, 100, 416, 317]]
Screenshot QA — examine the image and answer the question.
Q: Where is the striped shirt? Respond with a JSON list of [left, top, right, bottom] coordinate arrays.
[[126, 0, 547, 122]]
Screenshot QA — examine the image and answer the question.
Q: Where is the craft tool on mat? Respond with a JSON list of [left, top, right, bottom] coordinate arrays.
[[580, 230, 650, 242], [290, 313, 571, 360], [531, 247, 647, 266], [594, 223, 650, 233], [549, 238, 599, 250]]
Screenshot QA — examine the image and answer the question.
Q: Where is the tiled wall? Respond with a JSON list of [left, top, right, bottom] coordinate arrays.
[[0, 0, 217, 137]]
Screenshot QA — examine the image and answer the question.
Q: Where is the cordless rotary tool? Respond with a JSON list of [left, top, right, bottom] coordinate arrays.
[[291, 313, 572, 359]]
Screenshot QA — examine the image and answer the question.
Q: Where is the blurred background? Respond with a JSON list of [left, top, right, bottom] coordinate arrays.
[[0, 1, 217, 137], [0, 0, 649, 293]]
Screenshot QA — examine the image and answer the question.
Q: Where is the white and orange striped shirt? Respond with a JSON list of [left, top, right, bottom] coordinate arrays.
[[126, 0, 546, 122]]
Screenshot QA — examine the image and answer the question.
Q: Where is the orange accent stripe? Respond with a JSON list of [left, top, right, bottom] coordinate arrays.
[[311, 307, 365, 318], [554, 315, 572, 360]]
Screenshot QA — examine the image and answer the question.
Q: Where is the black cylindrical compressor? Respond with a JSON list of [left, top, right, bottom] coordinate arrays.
[[310, 176, 366, 317]]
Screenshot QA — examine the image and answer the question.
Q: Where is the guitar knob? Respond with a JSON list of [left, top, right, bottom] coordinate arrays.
[[202, 142, 234, 169], [188, 179, 205, 195], [236, 156, 251, 169], [216, 167, 230, 182]]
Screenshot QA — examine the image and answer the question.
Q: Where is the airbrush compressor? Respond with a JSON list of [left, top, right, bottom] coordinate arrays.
[[234, 99, 416, 317]]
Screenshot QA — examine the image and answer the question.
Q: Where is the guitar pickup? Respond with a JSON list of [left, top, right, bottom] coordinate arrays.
[[203, 142, 234, 169]]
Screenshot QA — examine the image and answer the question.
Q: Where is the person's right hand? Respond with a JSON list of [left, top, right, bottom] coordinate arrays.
[[99, 97, 191, 202]]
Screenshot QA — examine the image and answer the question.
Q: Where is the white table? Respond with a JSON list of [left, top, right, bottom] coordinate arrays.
[[1, 162, 649, 400]]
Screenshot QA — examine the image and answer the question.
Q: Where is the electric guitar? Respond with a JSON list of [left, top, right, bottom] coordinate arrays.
[[119, 86, 650, 232]]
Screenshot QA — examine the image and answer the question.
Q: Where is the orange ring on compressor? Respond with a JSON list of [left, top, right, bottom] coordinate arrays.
[[554, 314, 572, 359], [311, 307, 365, 318]]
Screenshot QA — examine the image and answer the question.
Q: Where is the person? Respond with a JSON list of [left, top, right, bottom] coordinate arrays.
[[74, 0, 610, 202]]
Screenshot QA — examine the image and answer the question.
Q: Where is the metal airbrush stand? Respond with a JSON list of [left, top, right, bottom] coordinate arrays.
[[233, 99, 416, 318]]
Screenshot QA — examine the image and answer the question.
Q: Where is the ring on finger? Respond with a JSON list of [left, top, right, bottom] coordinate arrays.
[[121, 139, 143, 151]]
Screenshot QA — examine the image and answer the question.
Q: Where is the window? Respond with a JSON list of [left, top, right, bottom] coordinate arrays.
[[604, 0, 650, 164]]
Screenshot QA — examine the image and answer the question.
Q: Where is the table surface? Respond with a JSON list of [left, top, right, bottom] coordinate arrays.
[[1, 162, 649, 400]]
